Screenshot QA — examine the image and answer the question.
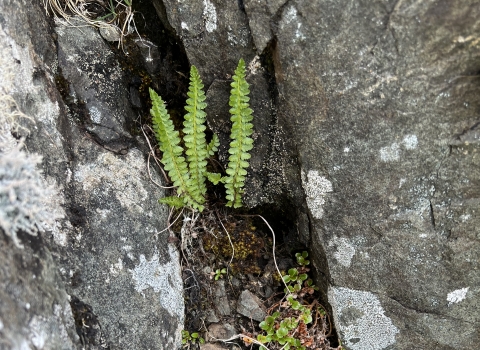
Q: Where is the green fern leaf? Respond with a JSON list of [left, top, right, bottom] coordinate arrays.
[[207, 134, 220, 156], [224, 59, 254, 208], [159, 196, 186, 209], [149, 88, 203, 211], [205, 171, 222, 185], [183, 66, 209, 206]]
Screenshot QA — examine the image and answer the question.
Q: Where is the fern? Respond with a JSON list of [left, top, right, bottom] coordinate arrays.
[[183, 66, 209, 208], [150, 59, 254, 212], [149, 88, 204, 211], [224, 59, 254, 208]]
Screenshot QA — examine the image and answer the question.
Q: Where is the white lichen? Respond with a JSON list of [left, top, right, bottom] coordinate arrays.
[[402, 134, 418, 150], [329, 287, 399, 350], [330, 237, 356, 267], [131, 245, 184, 322], [301, 170, 333, 219], [202, 0, 217, 33], [447, 287, 469, 305], [0, 142, 63, 248], [74, 148, 149, 211], [379, 142, 400, 162], [284, 6, 297, 24], [89, 105, 102, 124]]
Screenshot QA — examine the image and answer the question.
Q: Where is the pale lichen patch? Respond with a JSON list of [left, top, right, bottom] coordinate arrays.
[[329, 287, 399, 350], [202, 0, 217, 33], [447, 287, 469, 305], [74, 148, 149, 211], [380, 142, 400, 162], [130, 245, 184, 322], [402, 134, 418, 150], [301, 170, 333, 219], [330, 237, 356, 267]]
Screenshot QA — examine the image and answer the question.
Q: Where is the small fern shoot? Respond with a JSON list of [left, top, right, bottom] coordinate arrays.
[[149, 88, 204, 211], [224, 58, 254, 208], [183, 66, 209, 208]]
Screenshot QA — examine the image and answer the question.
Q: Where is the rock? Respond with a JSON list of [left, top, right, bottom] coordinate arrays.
[[206, 323, 237, 342], [205, 309, 220, 324], [161, 0, 480, 348], [0, 0, 184, 348], [99, 24, 122, 42], [243, 0, 286, 53], [271, 1, 480, 349], [236, 290, 266, 322], [0, 233, 79, 349], [159, 0, 256, 87], [214, 280, 231, 316], [56, 17, 134, 154]]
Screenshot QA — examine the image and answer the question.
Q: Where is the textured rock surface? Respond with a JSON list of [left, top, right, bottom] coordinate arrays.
[[236, 290, 267, 322], [161, 0, 480, 349], [0, 0, 183, 349]]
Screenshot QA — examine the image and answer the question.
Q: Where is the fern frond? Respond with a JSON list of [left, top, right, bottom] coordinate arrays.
[[183, 66, 208, 206], [149, 88, 204, 211], [224, 59, 254, 208], [207, 134, 220, 156]]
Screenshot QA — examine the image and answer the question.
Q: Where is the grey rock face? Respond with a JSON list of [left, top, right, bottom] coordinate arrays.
[[0, 1, 184, 349], [161, 0, 480, 349], [214, 280, 231, 316], [0, 234, 79, 349], [56, 17, 134, 154], [236, 290, 267, 322]]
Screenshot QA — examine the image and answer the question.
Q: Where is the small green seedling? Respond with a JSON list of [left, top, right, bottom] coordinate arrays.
[[295, 251, 310, 266], [181, 330, 205, 345], [214, 268, 227, 280]]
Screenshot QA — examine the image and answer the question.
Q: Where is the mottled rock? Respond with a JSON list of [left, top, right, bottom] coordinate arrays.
[[272, 1, 480, 349], [160, 0, 255, 86], [162, 0, 480, 348], [214, 280, 231, 316], [244, 0, 286, 53], [56, 17, 134, 154], [205, 309, 220, 324], [206, 323, 237, 342], [0, 233, 79, 349], [0, 0, 184, 349], [236, 290, 266, 322]]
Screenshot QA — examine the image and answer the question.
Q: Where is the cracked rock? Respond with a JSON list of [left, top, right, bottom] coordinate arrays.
[[236, 290, 266, 322]]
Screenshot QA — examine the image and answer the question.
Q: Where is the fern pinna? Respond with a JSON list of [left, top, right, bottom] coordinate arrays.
[[224, 58, 254, 208]]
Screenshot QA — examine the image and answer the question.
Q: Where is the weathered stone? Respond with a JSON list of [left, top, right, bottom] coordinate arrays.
[[206, 323, 237, 342], [0, 0, 184, 349], [160, 0, 256, 87], [214, 280, 231, 316], [236, 290, 266, 322], [162, 0, 480, 348], [0, 233, 79, 349], [205, 309, 220, 324], [243, 0, 286, 53], [56, 17, 134, 154], [272, 1, 480, 349]]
